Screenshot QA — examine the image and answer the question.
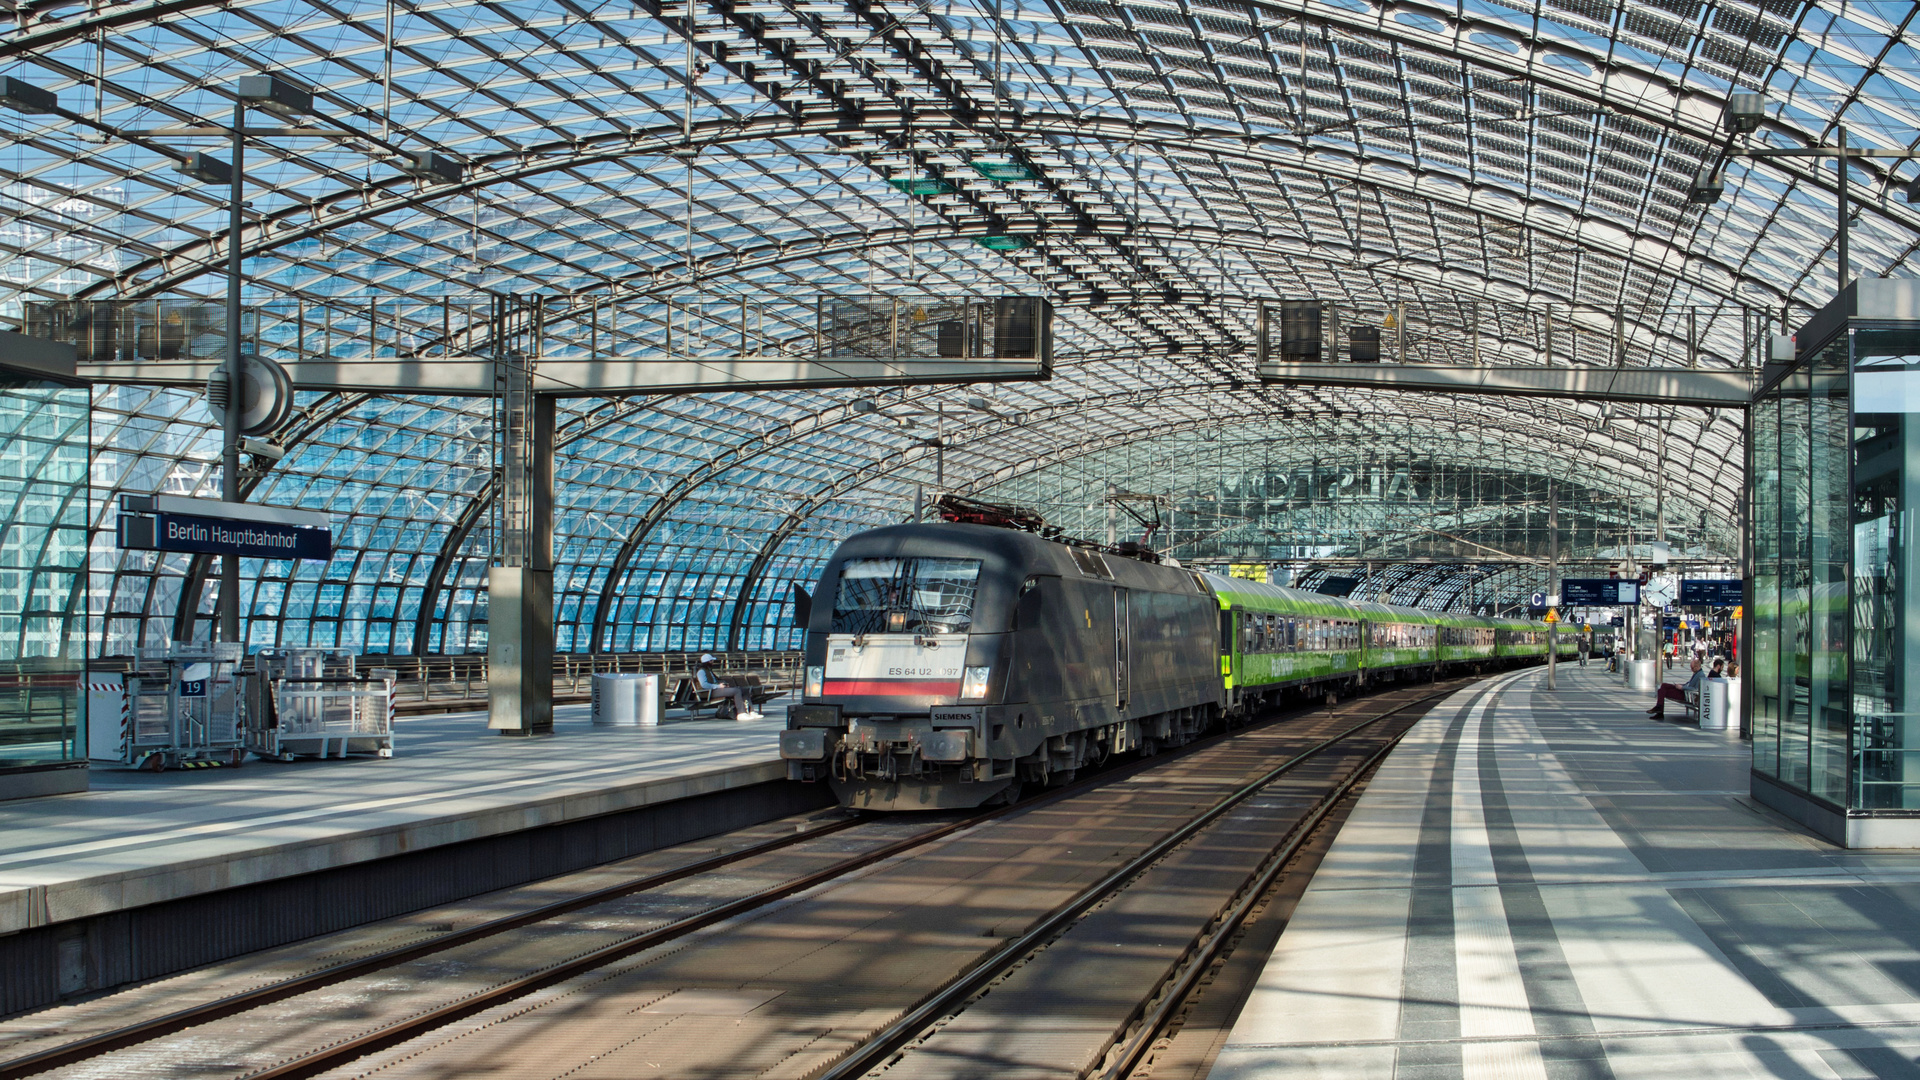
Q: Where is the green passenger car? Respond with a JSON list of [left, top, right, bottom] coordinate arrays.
[[1436, 613, 1500, 666], [1199, 573, 1366, 713], [1199, 571, 1561, 717]]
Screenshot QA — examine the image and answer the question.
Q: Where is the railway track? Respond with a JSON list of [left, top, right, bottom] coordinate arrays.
[[0, 675, 1489, 1080]]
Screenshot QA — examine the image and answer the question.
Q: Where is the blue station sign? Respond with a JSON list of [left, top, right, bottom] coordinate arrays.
[[1678, 579, 1745, 606], [1561, 578, 1640, 606], [117, 495, 331, 562]]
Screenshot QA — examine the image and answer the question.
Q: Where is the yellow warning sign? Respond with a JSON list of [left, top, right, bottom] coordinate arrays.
[[1544, 610, 1559, 623], [1227, 563, 1268, 582]]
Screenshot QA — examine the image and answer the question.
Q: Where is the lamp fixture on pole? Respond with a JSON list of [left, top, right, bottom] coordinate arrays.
[[1701, 92, 1920, 295], [215, 73, 316, 643]]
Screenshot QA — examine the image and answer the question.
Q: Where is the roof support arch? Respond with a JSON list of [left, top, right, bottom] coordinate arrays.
[[718, 395, 1699, 646], [92, 109, 1824, 331]]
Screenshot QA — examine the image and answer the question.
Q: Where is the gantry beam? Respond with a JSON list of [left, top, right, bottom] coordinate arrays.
[[76, 354, 1051, 395], [1256, 363, 1754, 409]]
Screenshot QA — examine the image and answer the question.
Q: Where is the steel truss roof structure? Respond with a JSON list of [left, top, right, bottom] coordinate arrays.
[[0, 0, 1906, 655]]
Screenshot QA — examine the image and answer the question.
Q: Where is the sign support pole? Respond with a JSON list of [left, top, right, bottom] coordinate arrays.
[[1547, 480, 1557, 690], [221, 97, 246, 645]]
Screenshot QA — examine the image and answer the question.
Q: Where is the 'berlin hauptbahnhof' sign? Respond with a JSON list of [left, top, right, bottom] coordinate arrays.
[[117, 495, 331, 561]]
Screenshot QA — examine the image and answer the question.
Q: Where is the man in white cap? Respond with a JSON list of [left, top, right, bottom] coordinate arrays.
[[695, 653, 759, 720]]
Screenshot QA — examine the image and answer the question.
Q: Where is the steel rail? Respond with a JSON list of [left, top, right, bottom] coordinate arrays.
[[809, 684, 1457, 1080], [0, 699, 1247, 1079], [0, 678, 1469, 1080], [220, 699, 1368, 1080], [1098, 727, 1414, 1080], [1101, 673, 1522, 1079], [0, 815, 869, 1080]]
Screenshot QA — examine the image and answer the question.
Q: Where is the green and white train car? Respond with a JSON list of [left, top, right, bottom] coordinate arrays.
[[1198, 571, 1565, 716]]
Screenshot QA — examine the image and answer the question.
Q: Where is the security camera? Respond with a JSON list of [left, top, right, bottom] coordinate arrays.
[[241, 437, 286, 462]]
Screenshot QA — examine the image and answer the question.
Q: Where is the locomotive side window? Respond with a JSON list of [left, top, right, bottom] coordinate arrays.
[[831, 557, 982, 635]]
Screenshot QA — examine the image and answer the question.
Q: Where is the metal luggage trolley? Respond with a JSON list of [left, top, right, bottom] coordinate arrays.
[[86, 642, 247, 770], [247, 648, 396, 761]]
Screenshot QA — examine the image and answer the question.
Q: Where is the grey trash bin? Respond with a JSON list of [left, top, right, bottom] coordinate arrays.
[[1628, 658, 1659, 691], [1701, 677, 1740, 732], [592, 673, 659, 727]]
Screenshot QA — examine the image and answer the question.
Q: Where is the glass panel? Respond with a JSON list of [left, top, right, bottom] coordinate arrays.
[[1777, 367, 1813, 791], [1809, 338, 1850, 804], [1752, 390, 1781, 779], [1852, 328, 1920, 808], [0, 373, 90, 773]]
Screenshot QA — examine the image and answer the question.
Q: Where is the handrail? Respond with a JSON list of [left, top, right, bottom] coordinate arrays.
[[86, 650, 805, 710]]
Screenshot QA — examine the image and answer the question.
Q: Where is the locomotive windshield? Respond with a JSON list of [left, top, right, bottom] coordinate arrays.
[[831, 557, 982, 635]]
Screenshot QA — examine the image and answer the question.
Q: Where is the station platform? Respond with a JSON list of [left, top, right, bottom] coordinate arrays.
[[1213, 663, 1920, 1080], [0, 701, 802, 1010]]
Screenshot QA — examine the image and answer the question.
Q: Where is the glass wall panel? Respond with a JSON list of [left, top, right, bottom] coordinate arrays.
[[1752, 390, 1781, 779], [1852, 327, 1920, 808], [0, 371, 89, 773], [1809, 338, 1850, 804], [1777, 367, 1813, 791]]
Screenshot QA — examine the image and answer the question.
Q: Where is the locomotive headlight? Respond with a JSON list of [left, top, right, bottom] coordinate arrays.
[[960, 666, 991, 700], [805, 665, 824, 699]]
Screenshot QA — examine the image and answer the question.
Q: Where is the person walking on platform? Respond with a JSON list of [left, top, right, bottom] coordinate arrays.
[[696, 653, 760, 720]]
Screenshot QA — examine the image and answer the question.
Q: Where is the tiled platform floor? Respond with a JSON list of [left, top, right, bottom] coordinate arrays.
[[0, 701, 788, 935], [1212, 663, 1920, 1080]]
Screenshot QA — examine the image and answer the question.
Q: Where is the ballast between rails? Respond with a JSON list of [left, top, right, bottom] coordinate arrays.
[[0, 689, 1313, 1080], [0, 679, 1450, 1080], [812, 683, 1456, 1080]]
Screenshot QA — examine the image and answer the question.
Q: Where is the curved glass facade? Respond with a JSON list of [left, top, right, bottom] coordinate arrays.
[[0, 0, 1904, 661], [0, 363, 89, 787]]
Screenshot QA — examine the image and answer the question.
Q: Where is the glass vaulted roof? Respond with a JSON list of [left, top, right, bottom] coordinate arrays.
[[0, 0, 1906, 653]]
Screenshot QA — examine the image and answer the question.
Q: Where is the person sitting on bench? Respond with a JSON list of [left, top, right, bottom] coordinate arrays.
[[1647, 658, 1703, 720], [696, 653, 760, 720]]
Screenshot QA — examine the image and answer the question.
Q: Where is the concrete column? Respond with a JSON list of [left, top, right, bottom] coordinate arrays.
[[490, 393, 554, 735]]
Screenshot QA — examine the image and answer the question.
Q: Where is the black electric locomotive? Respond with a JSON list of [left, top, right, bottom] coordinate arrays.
[[779, 522, 1221, 810], [779, 518, 1563, 810]]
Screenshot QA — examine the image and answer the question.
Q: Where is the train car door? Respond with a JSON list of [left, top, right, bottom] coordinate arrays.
[[1114, 587, 1130, 709]]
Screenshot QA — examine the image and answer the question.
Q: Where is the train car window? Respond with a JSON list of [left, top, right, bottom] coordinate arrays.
[[831, 557, 982, 635]]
